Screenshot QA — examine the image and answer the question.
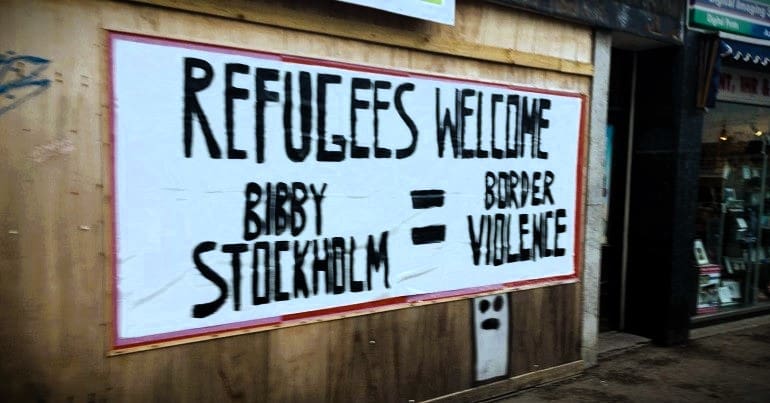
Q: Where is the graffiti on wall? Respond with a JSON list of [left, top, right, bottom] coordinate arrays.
[[30, 136, 75, 163], [472, 294, 511, 383], [0, 51, 51, 116]]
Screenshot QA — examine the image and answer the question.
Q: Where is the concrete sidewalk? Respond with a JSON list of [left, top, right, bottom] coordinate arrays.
[[494, 316, 770, 402]]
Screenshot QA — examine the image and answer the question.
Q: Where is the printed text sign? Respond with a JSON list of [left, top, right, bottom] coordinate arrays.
[[338, 0, 455, 25], [110, 33, 584, 347]]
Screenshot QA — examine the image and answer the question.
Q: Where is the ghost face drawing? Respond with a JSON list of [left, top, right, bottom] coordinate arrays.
[[473, 294, 510, 383]]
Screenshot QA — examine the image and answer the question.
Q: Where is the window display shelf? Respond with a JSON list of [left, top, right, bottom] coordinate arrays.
[[695, 101, 770, 317]]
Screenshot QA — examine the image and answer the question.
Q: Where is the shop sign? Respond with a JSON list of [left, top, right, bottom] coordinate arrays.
[[338, 0, 455, 25], [690, 0, 770, 40], [109, 33, 584, 348], [718, 66, 770, 106]]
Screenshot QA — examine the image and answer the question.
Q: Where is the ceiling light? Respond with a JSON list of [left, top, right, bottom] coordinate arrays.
[[720, 126, 728, 141]]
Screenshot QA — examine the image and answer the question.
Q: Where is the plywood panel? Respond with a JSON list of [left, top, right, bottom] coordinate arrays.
[[0, 0, 108, 401], [326, 315, 380, 402], [267, 322, 332, 402], [424, 361, 583, 403], [108, 333, 269, 402], [0, 0, 587, 401], [392, 301, 474, 401], [268, 301, 474, 402], [100, 2, 592, 95], [125, 0, 594, 75], [510, 283, 582, 376]]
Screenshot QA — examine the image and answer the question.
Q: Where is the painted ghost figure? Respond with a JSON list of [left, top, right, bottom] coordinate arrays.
[[472, 294, 510, 383]]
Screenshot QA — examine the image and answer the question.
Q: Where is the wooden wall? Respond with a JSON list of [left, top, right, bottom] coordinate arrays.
[[0, 0, 592, 401]]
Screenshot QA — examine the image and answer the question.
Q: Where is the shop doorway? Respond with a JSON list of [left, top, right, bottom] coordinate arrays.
[[600, 34, 678, 334]]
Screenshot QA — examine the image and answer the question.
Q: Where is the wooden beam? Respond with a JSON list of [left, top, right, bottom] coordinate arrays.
[[124, 0, 594, 76], [422, 360, 584, 402]]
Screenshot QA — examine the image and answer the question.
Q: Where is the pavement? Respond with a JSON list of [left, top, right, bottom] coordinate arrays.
[[493, 316, 770, 402]]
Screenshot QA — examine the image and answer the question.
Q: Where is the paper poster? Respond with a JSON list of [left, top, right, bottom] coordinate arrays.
[[338, 0, 455, 25], [110, 33, 584, 347]]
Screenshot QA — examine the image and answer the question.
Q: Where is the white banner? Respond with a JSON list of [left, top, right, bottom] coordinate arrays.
[[338, 0, 455, 25], [110, 33, 584, 347]]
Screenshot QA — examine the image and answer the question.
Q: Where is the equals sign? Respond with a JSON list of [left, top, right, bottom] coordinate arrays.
[[410, 189, 446, 245]]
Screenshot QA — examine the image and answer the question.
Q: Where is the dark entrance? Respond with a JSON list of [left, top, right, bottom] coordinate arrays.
[[600, 32, 703, 345]]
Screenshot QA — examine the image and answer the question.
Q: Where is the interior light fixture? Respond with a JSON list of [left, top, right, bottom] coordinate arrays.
[[720, 125, 728, 141]]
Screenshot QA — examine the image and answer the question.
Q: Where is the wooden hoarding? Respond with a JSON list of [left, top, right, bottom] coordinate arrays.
[[1, 1, 592, 400]]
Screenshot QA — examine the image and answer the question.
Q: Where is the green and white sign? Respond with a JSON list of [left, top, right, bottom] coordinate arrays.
[[690, 0, 770, 40]]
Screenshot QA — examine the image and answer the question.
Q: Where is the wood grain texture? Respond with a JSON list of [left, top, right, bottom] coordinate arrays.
[[1, 0, 108, 401], [0, 0, 587, 401], [108, 332, 270, 403], [388, 301, 473, 401], [511, 283, 582, 376], [423, 360, 584, 403], [268, 321, 334, 402], [124, 0, 594, 76]]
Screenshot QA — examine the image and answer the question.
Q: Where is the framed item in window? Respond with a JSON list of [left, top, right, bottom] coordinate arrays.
[[724, 257, 747, 274], [724, 187, 736, 201], [694, 239, 709, 266]]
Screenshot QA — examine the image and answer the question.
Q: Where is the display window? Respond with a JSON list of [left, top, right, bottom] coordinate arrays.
[[696, 95, 770, 315]]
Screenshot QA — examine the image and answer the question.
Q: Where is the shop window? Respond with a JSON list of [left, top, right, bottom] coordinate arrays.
[[695, 100, 770, 316]]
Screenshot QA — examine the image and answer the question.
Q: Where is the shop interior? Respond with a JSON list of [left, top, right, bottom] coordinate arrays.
[[696, 101, 770, 316]]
